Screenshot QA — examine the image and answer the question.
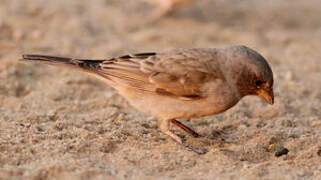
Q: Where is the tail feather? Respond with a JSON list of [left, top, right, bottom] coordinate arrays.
[[21, 54, 105, 69], [21, 54, 72, 63], [20, 54, 117, 83]]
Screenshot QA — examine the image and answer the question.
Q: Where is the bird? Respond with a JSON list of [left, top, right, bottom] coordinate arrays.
[[143, 0, 193, 20], [21, 45, 274, 154]]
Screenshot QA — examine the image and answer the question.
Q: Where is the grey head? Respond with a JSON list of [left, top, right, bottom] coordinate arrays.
[[220, 45, 274, 104]]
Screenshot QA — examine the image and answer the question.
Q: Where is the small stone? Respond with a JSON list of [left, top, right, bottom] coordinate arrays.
[[317, 147, 321, 157], [275, 147, 289, 157], [253, 130, 260, 136], [268, 144, 276, 152]]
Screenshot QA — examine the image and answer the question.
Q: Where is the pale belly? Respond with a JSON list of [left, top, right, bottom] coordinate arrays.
[[116, 83, 241, 120]]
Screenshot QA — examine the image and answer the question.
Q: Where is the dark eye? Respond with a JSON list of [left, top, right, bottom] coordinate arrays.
[[256, 80, 263, 86]]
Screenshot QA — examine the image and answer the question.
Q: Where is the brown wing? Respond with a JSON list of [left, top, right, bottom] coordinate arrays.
[[99, 49, 218, 100], [21, 49, 219, 100]]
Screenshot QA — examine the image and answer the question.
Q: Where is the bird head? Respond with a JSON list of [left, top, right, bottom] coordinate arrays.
[[236, 68, 274, 105], [227, 46, 274, 105]]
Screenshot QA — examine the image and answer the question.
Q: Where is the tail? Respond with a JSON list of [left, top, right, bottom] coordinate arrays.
[[21, 54, 120, 84], [21, 54, 105, 70]]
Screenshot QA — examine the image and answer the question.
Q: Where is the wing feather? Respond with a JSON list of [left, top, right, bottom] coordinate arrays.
[[97, 49, 218, 100], [21, 49, 219, 100]]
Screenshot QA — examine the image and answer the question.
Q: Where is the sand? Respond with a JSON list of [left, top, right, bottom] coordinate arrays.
[[0, 0, 320, 179]]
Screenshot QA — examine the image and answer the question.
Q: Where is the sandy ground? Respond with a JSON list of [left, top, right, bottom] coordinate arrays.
[[0, 0, 320, 179]]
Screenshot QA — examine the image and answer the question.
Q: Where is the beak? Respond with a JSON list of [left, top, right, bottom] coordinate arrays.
[[257, 88, 274, 105]]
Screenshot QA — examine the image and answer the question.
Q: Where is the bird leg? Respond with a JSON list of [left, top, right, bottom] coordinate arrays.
[[158, 118, 183, 144], [170, 119, 200, 137], [158, 119, 207, 154]]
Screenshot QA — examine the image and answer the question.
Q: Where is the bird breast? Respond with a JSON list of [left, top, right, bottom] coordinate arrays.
[[116, 79, 241, 120]]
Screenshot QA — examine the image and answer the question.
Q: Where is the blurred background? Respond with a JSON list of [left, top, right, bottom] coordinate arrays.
[[0, 0, 320, 179]]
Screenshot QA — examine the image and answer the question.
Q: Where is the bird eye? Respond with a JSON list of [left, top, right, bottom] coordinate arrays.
[[256, 80, 263, 86]]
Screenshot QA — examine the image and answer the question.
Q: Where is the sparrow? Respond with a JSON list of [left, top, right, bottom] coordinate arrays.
[[21, 45, 274, 154], [143, 0, 193, 20]]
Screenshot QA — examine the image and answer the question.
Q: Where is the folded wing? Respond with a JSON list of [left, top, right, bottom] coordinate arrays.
[[100, 50, 217, 100], [22, 49, 218, 100]]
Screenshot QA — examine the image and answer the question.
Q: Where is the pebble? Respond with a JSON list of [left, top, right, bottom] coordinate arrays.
[[275, 147, 289, 157], [317, 147, 321, 157]]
